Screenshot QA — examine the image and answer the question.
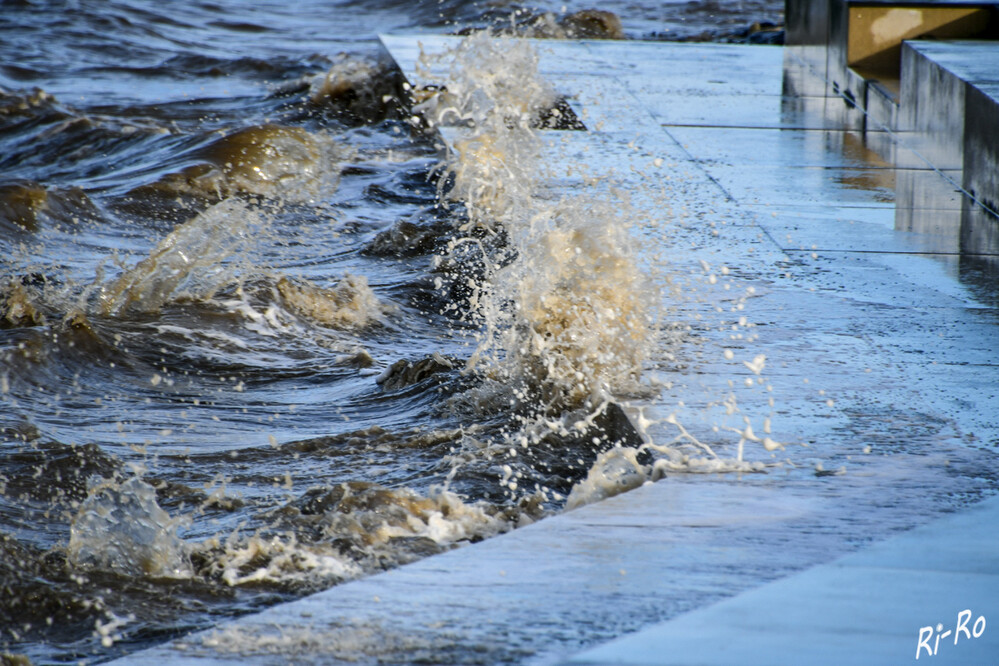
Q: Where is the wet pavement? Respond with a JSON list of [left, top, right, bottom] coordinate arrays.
[[107, 36, 999, 665], [565, 493, 999, 665]]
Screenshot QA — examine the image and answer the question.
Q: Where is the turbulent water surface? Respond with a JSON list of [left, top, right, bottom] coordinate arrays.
[[14, 1, 987, 664]]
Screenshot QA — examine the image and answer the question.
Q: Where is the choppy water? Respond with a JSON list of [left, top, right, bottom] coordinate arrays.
[[15, 1, 988, 664]]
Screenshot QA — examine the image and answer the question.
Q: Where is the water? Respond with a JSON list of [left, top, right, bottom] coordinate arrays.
[[7, 1, 991, 664]]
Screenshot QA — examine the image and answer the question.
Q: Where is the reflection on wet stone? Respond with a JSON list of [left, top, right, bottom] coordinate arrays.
[[785, 11, 999, 264]]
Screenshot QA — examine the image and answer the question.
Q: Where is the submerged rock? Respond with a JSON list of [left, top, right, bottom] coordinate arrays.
[[475, 9, 626, 41], [542, 401, 645, 457], [670, 20, 785, 45], [560, 10, 625, 40], [364, 217, 448, 257], [499, 401, 652, 499], [376, 353, 459, 391], [305, 54, 410, 125]]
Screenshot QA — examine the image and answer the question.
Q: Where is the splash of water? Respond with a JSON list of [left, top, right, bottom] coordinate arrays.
[[486, 197, 653, 409], [1, 279, 47, 327], [422, 33, 654, 414], [276, 274, 386, 330], [96, 194, 391, 337], [68, 476, 192, 579], [190, 481, 515, 588], [564, 447, 649, 510], [206, 533, 362, 588], [417, 33, 796, 509], [65, 472, 515, 591], [417, 32, 554, 227], [98, 198, 261, 316]]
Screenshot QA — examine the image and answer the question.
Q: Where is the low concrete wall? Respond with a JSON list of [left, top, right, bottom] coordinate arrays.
[[785, 0, 999, 253], [897, 39, 999, 252], [963, 81, 999, 252], [899, 41, 967, 169]]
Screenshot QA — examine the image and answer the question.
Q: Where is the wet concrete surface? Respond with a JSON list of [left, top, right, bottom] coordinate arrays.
[[565, 494, 999, 665], [109, 36, 999, 665]]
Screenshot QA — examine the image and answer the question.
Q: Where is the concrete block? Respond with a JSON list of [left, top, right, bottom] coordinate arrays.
[[783, 47, 831, 97], [963, 80, 999, 215], [899, 41, 967, 169], [961, 197, 999, 255], [825, 0, 856, 100], [785, 0, 831, 90], [896, 40, 999, 252], [865, 79, 899, 129], [786, 0, 831, 48]]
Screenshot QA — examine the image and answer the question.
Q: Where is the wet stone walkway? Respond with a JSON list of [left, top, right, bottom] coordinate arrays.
[[110, 36, 999, 665], [565, 493, 999, 664]]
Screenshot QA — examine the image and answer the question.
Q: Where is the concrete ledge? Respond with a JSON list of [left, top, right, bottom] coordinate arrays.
[[964, 80, 999, 217], [847, 3, 994, 77], [565, 496, 999, 665], [899, 41, 971, 168], [898, 40, 999, 252]]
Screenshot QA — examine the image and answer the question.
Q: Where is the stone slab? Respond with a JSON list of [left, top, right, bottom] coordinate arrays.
[[666, 126, 904, 169], [904, 39, 999, 87], [565, 496, 999, 665]]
